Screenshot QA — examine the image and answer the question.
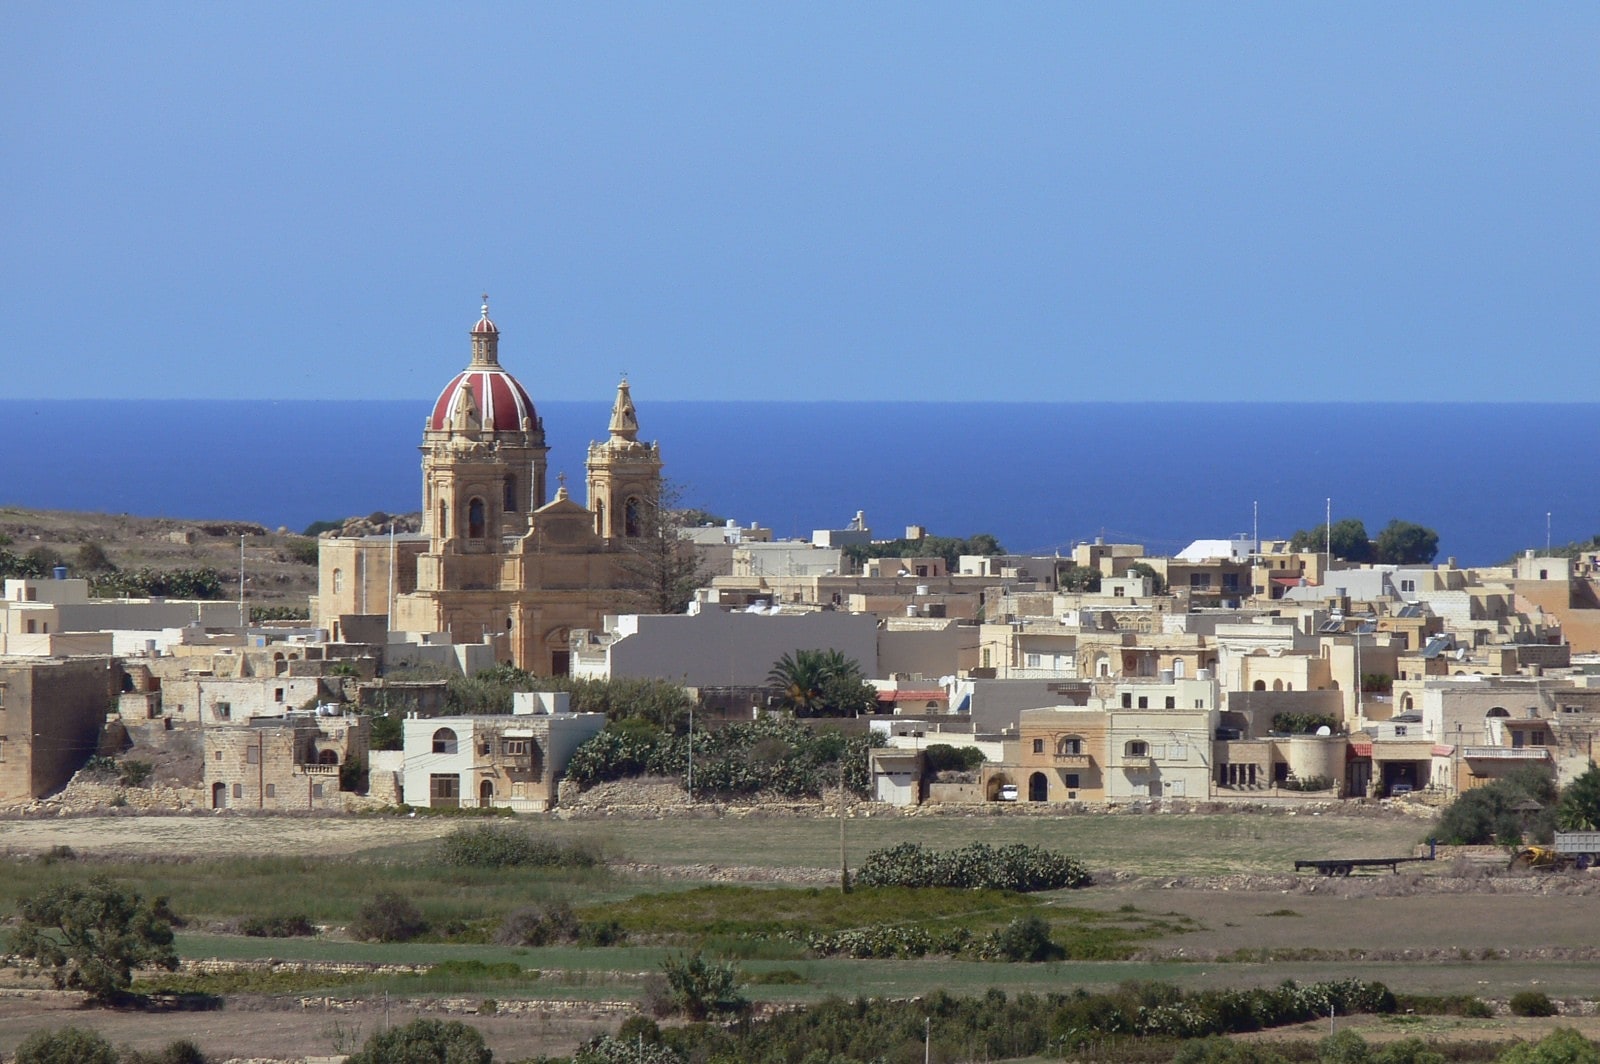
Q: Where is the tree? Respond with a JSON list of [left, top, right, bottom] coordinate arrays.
[[11, 1026, 119, 1064], [1056, 562, 1102, 592], [1288, 518, 1372, 562], [617, 484, 714, 615], [74, 542, 117, 574], [1128, 561, 1166, 594], [350, 892, 428, 943], [1556, 763, 1600, 832], [7, 877, 178, 1002], [343, 1018, 492, 1064], [1373, 519, 1441, 565], [1434, 765, 1557, 845], [767, 649, 877, 717]]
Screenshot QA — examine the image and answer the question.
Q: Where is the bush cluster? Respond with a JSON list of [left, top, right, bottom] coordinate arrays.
[[642, 979, 1397, 1063], [855, 842, 1091, 892], [436, 823, 602, 870], [495, 902, 580, 947], [237, 913, 314, 938], [11, 1027, 207, 1064], [566, 714, 883, 799], [923, 743, 986, 774], [89, 567, 226, 599]]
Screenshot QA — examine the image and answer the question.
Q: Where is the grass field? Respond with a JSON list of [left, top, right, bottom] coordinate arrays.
[[2, 811, 1596, 1062]]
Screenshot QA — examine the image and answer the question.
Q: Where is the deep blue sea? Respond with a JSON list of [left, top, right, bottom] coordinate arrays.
[[1, 401, 1595, 566]]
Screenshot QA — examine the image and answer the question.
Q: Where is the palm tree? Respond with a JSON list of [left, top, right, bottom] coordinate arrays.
[[767, 650, 830, 717], [767, 649, 876, 718]]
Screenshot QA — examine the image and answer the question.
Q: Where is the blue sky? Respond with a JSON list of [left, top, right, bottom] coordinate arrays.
[[5, 4, 1597, 402]]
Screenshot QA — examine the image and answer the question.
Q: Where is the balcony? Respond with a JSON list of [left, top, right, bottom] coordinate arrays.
[[1053, 753, 1094, 769], [1462, 746, 1550, 761], [1121, 756, 1155, 772], [297, 763, 340, 776]]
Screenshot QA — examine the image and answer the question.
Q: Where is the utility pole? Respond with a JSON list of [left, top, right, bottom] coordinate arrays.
[[839, 760, 851, 894], [238, 534, 246, 626], [686, 701, 694, 803]]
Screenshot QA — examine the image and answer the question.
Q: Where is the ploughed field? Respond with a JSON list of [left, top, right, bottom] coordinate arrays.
[[2, 809, 1599, 1061]]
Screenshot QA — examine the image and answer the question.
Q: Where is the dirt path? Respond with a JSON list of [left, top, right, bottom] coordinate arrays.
[[0, 815, 461, 860]]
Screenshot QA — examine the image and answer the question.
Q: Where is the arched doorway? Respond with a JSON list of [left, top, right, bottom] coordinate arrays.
[[1028, 772, 1048, 802], [479, 780, 494, 808], [211, 782, 227, 809]]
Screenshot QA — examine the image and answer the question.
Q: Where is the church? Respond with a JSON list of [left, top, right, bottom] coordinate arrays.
[[313, 299, 664, 674]]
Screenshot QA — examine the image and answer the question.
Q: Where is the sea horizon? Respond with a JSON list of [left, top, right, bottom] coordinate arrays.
[[3, 399, 1596, 568]]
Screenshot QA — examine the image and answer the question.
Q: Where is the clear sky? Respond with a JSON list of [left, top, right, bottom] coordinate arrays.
[[5, 4, 1597, 402]]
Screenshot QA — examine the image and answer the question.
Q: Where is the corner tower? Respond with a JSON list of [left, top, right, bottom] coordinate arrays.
[[585, 378, 663, 540]]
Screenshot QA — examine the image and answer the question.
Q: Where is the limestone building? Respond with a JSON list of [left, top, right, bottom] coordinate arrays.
[[315, 300, 664, 674]]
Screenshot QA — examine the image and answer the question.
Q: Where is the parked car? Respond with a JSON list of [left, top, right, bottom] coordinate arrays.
[[998, 784, 1019, 801]]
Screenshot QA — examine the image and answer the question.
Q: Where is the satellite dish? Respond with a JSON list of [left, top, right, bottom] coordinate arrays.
[[1316, 725, 1332, 736]]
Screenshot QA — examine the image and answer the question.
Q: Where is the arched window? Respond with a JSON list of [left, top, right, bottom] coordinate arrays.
[[1402, 693, 1414, 711], [432, 728, 458, 755], [1057, 736, 1083, 756], [1252, 679, 1266, 691], [1272, 679, 1284, 692], [1125, 740, 1149, 757], [317, 749, 339, 765], [1487, 707, 1510, 718], [437, 501, 448, 537], [595, 500, 606, 536], [503, 476, 517, 513], [1028, 772, 1049, 802], [624, 496, 643, 538], [468, 497, 486, 538], [332, 569, 344, 594]]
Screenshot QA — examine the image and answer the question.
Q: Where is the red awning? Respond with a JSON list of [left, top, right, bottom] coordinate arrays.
[[1348, 740, 1373, 758]]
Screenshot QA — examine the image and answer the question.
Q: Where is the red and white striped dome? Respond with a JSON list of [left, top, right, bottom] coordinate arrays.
[[429, 367, 536, 432], [428, 297, 536, 432]]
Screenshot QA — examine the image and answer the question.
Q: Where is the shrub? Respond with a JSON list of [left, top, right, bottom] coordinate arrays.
[[120, 1040, 210, 1064], [575, 1035, 684, 1064], [436, 823, 602, 869], [924, 743, 985, 774], [1283, 775, 1333, 792], [983, 915, 1064, 962], [661, 951, 747, 1020], [1497, 1029, 1600, 1064], [118, 760, 154, 787], [11, 1026, 118, 1064], [350, 892, 427, 943], [238, 913, 315, 938], [343, 1018, 491, 1064], [495, 902, 581, 947], [855, 841, 1090, 892], [1510, 990, 1557, 1017]]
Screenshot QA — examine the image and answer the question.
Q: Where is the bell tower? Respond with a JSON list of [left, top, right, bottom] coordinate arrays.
[[585, 378, 663, 541]]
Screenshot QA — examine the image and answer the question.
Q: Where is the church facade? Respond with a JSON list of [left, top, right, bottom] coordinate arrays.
[[314, 301, 663, 674]]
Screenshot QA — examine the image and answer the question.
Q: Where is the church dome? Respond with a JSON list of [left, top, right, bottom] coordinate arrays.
[[428, 298, 538, 432]]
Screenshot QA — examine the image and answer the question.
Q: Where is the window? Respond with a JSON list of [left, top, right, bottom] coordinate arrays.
[[1113, 586, 1125, 597], [432, 728, 458, 755], [246, 747, 259, 765], [1064, 773, 1080, 789], [1189, 574, 1212, 589], [503, 476, 517, 513], [215, 702, 231, 720], [1026, 653, 1041, 668], [504, 740, 529, 756], [1393, 725, 1408, 737], [468, 498, 486, 538], [214, 749, 222, 761], [274, 688, 284, 703], [1057, 737, 1082, 755], [232, 784, 243, 798], [1137, 696, 1148, 709], [1125, 740, 1149, 757], [1401, 579, 1415, 592], [1032, 738, 1044, 754], [265, 784, 276, 798], [332, 569, 344, 594], [1164, 696, 1176, 709], [312, 784, 324, 798], [429, 773, 460, 808], [1121, 693, 1132, 708], [0, 737, 6, 762], [624, 497, 643, 538], [1222, 573, 1240, 591]]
